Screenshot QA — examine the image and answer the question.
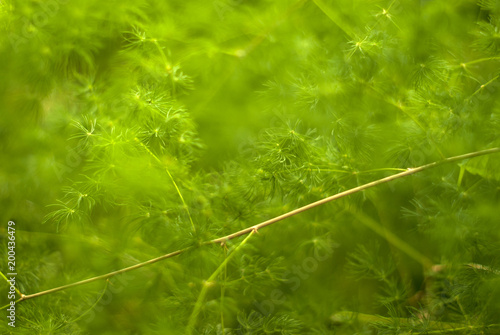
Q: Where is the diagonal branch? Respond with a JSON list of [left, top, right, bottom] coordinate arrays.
[[19, 248, 190, 301], [15, 147, 500, 303], [210, 147, 500, 243]]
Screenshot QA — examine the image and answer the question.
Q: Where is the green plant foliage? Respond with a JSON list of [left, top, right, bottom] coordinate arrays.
[[1, 0, 500, 334]]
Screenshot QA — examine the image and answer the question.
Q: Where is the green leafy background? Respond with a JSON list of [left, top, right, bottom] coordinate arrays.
[[1, 0, 500, 334]]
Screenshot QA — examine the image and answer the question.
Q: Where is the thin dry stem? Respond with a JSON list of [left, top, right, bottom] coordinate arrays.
[[15, 147, 500, 303]]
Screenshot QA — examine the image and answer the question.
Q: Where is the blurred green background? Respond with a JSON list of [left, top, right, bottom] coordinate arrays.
[[1, 0, 500, 334]]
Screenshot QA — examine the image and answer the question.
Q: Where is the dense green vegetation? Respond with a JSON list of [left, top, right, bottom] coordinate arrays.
[[1, 0, 500, 333]]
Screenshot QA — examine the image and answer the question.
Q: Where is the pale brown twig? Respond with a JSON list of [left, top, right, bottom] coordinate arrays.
[[16, 147, 500, 302]]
